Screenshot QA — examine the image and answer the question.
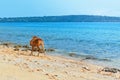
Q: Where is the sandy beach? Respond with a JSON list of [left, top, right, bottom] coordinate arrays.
[[0, 44, 120, 80]]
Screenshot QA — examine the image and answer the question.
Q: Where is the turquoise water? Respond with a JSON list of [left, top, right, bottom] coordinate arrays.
[[0, 22, 120, 67]]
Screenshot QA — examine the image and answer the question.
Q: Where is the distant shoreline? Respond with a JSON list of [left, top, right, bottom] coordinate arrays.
[[0, 15, 120, 22]]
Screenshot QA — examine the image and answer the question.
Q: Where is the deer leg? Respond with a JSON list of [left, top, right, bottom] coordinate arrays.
[[30, 46, 34, 56], [37, 46, 41, 56], [41, 43, 45, 54]]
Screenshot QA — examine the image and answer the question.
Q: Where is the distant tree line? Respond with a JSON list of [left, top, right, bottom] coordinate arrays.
[[0, 15, 120, 22]]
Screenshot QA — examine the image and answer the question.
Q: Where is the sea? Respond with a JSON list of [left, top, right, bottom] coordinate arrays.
[[0, 22, 120, 68]]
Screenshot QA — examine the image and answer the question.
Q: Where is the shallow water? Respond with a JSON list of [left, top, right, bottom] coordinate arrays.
[[0, 22, 120, 68]]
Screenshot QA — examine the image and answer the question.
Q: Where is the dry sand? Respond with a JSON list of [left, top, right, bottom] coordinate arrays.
[[0, 45, 120, 80]]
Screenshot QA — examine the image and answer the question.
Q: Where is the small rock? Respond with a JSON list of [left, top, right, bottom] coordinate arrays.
[[64, 71, 68, 74], [3, 58, 6, 60], [14, 48, 19, 51], [69, 53, 76, 57], [66, 65, 69, 67], [82, 66, 90, 71], [21, 49, 28, 51], [14, 45, 22, 48], [34, 61, 38, 63], [46, 48, 55, 52], [8, 59, 11, 61], [85, 56, 96, 60], [36, 69, 43, 72], [54, 75, 58, 77], [22, 45, 29, 48], [23, 63, 28, 65], [44, 64, 50, 67], [37, 63, 40, 65], [2, 43, 12, 47], [102, 67, 120, 73]]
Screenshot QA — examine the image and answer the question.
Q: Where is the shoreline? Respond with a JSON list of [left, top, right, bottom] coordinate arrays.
[[0, 42, 117, 68], [0, 43, 120, 80]]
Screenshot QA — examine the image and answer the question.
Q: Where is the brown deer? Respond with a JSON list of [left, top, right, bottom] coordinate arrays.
[[30, 36, 45, 56]]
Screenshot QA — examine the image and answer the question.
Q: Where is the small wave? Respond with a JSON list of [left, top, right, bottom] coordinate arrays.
[[54, 38, 73, 41], [67, 52, 111, 62]]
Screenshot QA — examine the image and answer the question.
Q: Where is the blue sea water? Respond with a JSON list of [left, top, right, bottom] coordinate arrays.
[[0, 22, 120, 68]]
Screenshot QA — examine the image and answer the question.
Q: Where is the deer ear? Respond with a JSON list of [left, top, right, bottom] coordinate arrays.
[[33, 36, 37, 38]]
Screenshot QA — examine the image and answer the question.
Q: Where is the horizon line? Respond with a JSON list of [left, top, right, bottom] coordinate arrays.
[[0, 14, 120, 18]]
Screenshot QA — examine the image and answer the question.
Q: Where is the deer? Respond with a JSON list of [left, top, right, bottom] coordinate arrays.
[[30, 36, 45, 56]]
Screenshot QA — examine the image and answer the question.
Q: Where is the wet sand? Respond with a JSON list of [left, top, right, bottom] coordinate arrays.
[[0, 45, 120, 80]]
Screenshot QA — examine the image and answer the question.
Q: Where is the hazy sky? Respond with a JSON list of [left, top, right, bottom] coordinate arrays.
[[0, 0, 120, 17]]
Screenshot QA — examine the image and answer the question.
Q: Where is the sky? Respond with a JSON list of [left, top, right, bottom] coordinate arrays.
[[0, 0, 120, 17]]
